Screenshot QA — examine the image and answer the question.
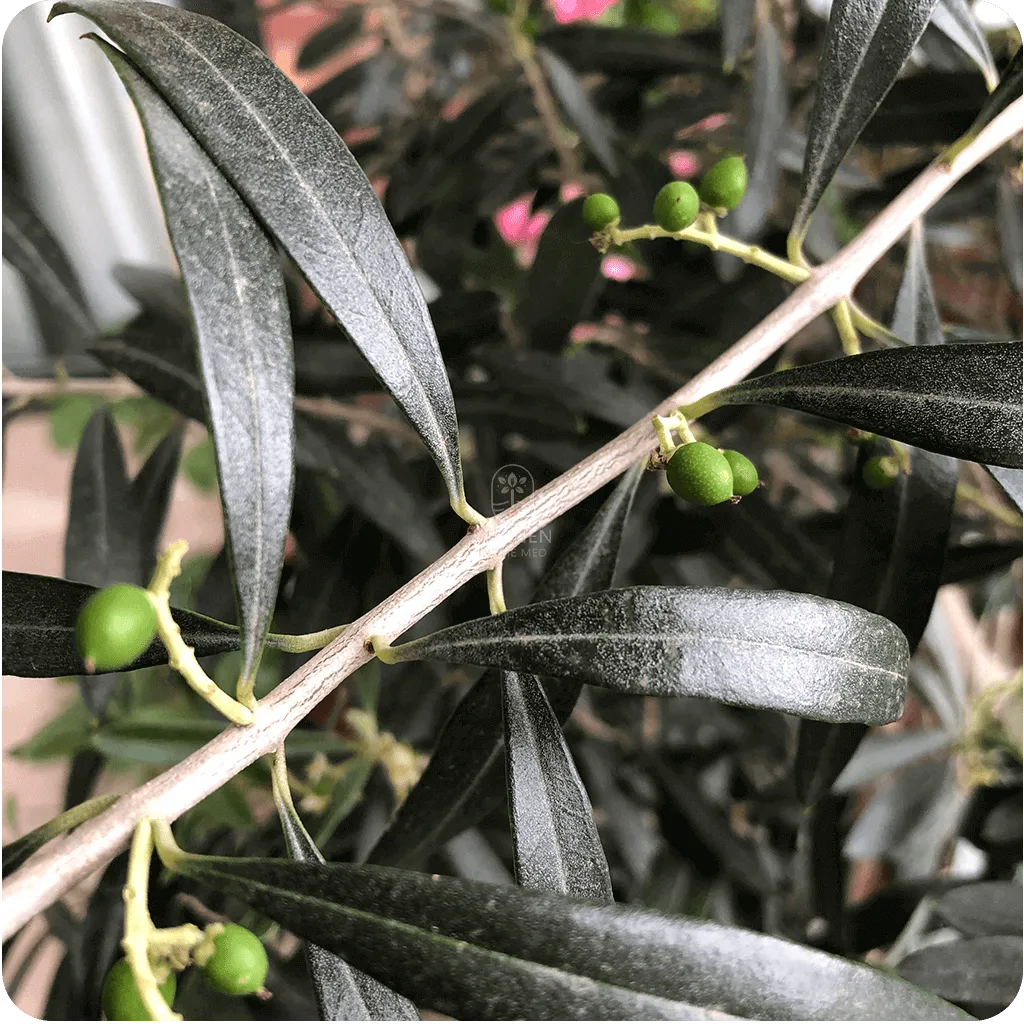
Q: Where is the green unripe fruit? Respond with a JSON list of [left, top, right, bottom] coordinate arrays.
[[653, 181, 700, 232], [582, 193, 620, 231], [102, 958, 176, 1021], [699, 156, 747, 211], [202, 924, 269, 996], [76, 584, 158, 674], [666, 442, 734, 506], [862, 455, 900, 490], [721, 450, 759, 497]]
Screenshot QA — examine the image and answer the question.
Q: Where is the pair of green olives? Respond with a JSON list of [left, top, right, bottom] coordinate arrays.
[[102, 925, 269, 1020], [76, 584, 157, 674], [582, 156, 748, 234], [666, 442, 759, 506]]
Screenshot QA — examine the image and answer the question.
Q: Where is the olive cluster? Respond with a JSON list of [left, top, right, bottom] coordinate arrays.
[[102, 924, 269, 1019], [582, 155, 749, 233], [666, 442, 759, 506]]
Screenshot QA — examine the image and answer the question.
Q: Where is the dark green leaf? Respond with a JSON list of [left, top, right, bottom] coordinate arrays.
[[130, 423, 184, 583], [537, 25, 720, 76], [369, 462, 644, 867], [64, 407, 141, 588], [112, 263, 189, 324], [97, 39, 295, 687], [720, 0, 755, 72], [1, 571, 243, 678], [942, 540, 1022, 583], [699, 343, 1023, 468], [516, 199, 603, 352], [1, 174, 95, 355], [931, 0, 998, 89], [384, 585, 910, 725], [716, 20, 786, 282], [2, 795, 117, 877], [165, 852, 971, 1020], [502, 671, 612, 901], [273, 771, 417, 1020], [997, 176, 1022, 299], [898, 936, 1022, 1011], [537, 47, 618, 176], [792, 0, 940, 241], [935, 882, 1024, 938], [53, 1, 466, 508]]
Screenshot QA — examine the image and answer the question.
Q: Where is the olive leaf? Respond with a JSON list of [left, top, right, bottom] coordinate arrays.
[[160, 852, 971, 1020], [984, 464, 1023, 513], [935, 882, 1024, 938], [272, 768, 417, 1020], [502, 671, 612, 901], [95, 38, 295, 689], [52, 1, 467, 511], [716, 19, 787, 283], [2, 795, 118, 878], [536, 47, 618, 176], [791, 0, 940, 243], [1, 571, 244, 678], [369, 461, 644, 867], [720, 0, 756, 73], [130, 423, 184, 583], [382, 586, 910, 726], [516, 199, 604, 352], [65, 407, 142, 591], [1, 174, 96, 355], [931, 0, 998, 90], [688, 342, 1023, 469], [898, 936, 1022, 1013]]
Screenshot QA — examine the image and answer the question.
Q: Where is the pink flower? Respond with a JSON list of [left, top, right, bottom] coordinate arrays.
[[495, 195, 534, 246], [601, 255, 638, 281], [569, 322, 600, 344], [668, 150, 700, 179], [549, 0, 618, 25]]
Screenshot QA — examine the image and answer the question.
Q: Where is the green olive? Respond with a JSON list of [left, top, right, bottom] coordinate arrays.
[[698, 156, 748, 211], [653, 181, 700, 233], [666, 442, 734, 506], [721, 450, 759, 497], [76, 584, 158, 674], [862, 455, 900, 490], [201, 924, 269, 996], [582, 193, 621, 231], [101, 958, 176, 1021]]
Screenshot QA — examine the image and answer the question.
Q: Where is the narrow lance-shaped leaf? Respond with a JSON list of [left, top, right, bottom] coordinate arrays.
[[53, 1, 467, 511], [382, 586, 910, 726], [95, 38, 295, 687], [2, 795, 118, 878], [935, 881, 1024, 938], [502, 671, 612, 901], [720, 0, 755, 73], [2, 571, 249, 678], [130, 423, 185, 583], [369, 461, 644, 867], [271, 764, 417, 1020], [64, 408, 143, 716], [717, 19, 786, 283], [161, 850, 972, 1020], [1, 175, 96, 354], [65, 408, 141, 589], [687, 342, 1023, 469], [984, 464, 1023, 513], [931, 0, 999, 91], [536, 46, 618, 177], [791, 0, 940, 245], [898, 936, 1022, 1011]]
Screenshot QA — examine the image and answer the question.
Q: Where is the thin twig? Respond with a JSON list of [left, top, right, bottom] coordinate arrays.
[[3, 95, 1020, 942]]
